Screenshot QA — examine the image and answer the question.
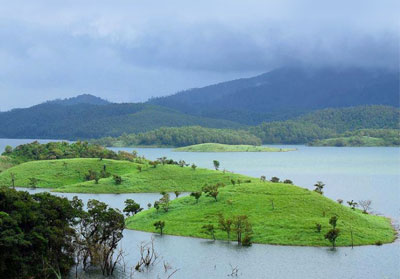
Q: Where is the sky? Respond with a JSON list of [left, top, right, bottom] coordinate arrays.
[[0, 0, 398, 110]]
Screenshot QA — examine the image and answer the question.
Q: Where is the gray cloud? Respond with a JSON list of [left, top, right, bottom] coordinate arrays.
[[0, 0, 398, 110]]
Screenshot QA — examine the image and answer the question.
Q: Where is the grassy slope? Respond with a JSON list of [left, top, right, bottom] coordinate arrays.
[[0, 156, 17, 173], [0, 158, 138, 188], [55, 164, 252, 193], [126, 182, 395, 246], [174, 143, 296, 152]]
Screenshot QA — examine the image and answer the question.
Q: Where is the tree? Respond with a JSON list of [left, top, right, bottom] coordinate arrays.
[[191, 163, 197, 170], [4, 145, 12, 154], [260, 176, 266, 182], [123, 199, 143, 216], [159, 193, 170, 212], [202, 224, 216, 240], [283, 179, 293, 184], [190, 192, 202, 203], [316, 223, 322, 233], [137, 166, 142, 172], [233, 215, 252, 245], [347, 200, 358, 210], [218, 214, 233, 240], [314, 181, 325, 195], [270, 177, 280, 183], [231, 179, 236, 186], [213, 160, 220, 170], [174, 191, 181, 198], [325, 216, 340, 249], [10, 172, 15, 189], [202, 184, 219, 201], [154, 220, 165, 235], [154, 201, 160, 212], [337, 199, 343, 204], [359, 200, 372, 214], [113, 175, 122, 185], [147, 203, 152, 209], [325, 229, 340, 249]]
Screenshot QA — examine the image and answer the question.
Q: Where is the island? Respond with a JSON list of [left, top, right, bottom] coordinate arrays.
[[174, 143, 296, 152], [0, 141, 395, 247]]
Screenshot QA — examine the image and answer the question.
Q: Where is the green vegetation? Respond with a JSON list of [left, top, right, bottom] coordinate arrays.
[[126, 182, 395, 246], [309, 129, 400, 146], [174, 143, 296, 152], [0, 156, 17, 172], [92, 126, 261, 147], [0, 187, 125, 278]]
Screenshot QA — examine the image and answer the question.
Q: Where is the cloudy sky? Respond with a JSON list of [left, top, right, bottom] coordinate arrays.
[[0, 0, 398, 110]]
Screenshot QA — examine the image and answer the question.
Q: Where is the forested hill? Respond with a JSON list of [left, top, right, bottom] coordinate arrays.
[[0, 103, 242, 140], [149, 67, 399, 124], [44, 94, 110, 106]]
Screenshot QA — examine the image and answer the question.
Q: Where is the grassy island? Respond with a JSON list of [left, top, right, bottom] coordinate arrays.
[[174, 143, 296, 152], [126, 182, 395, 246]]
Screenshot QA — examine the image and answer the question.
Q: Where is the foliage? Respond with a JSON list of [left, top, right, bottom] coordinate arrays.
[[202, 184, 220, 201], [154, 220, 165, 235], [201, 224, 216, 240], [190, 192, 202, 203], [123, 199, 143, 216], [314, 181, 325, 195]]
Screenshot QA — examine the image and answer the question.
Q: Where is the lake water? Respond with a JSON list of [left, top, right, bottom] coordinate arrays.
[[2, 139, 400, 279]]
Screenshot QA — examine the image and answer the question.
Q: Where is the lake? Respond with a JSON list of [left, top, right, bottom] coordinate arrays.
[[1, 139, 399, 278]]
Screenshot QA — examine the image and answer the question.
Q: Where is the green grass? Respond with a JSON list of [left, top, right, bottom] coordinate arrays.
[[55, 164, 252, 193], [126, 182, 396, 246], [174, 143, 296, 152], [0, 158, 139, 188]]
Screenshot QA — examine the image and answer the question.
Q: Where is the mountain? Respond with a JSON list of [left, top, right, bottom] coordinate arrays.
[[0, 103, 242, 140], [45, 94, 110, 106], [149, 67, 399, 124]]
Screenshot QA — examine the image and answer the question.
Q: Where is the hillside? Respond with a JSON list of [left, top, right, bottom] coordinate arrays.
[[150, 67, 399, 124], [127, 182, 395, 246], [45, 94, 110, 106], [0, 103, 242, 139]]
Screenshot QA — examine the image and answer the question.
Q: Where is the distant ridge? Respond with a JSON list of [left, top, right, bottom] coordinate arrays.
[[45, 94, 110, 106]]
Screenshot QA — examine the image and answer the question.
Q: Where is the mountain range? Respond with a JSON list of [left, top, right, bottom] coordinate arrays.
[[0, 66, 398, 140]]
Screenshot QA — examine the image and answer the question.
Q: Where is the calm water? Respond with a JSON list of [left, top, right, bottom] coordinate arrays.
[[2, 139, 400, 279]]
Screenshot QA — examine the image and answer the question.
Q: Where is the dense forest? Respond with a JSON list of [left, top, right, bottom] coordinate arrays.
[[2, 141, 136, 163], [92, 106, 400, 146], [0, 187, 125, 278], [92, 126, 262, 147]]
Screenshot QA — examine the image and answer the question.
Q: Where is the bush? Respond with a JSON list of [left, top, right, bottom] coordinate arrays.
[[113, 175, 122, 185]]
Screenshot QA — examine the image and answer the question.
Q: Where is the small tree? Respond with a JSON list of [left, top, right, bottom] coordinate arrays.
[[94, 172, 100, 184], [113, 175, 122, 185], [147, 203, 152, 209], [154, 221, 165, 235], [283, 179, 293, 184], [174, 191, 181, 198], [149, 161, 158, 168], [202, 184, 219, 201], [154, 201, 160, 212], [213, 160, 220, 170], [358, 200, 372, 214], [4, 145, 12, 154], [325, 229, 340, 249], [191, 163, 197, 170], [315, 223, 322, 233], [190, 192, 202, 203], [178, 160, 186, 167], [270, 177, 280, 183], [337, 199, 343, 204], [260, 176, 266, 182], [233, 215, 252, 245], [123, 199, 143, 216], [137, 166, 142, 172], [10, 172, 15, 189], [201, 224, 216, 240], [159, 193, 170, 212], [347, 200, 358, 210], [231, 179, 236, 186], [329, 216, 338, 229], [314, 181, 325, 195], [218, 214, 233, 240]]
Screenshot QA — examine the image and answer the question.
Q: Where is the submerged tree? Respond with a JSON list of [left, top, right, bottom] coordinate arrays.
[[218, 214, 233, 240], [233, 215, 253, 245], [154, 220, 165, 235], [202, 224, 216, 240]]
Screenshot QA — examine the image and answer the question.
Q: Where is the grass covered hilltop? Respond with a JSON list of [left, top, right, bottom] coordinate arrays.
[[0, 141, 396, 246], [174, 143, 296, 152]]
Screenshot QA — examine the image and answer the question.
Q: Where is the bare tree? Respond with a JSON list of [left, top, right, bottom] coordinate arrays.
[[135, 238, 159, 271], [358, 200, 372, 214]]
